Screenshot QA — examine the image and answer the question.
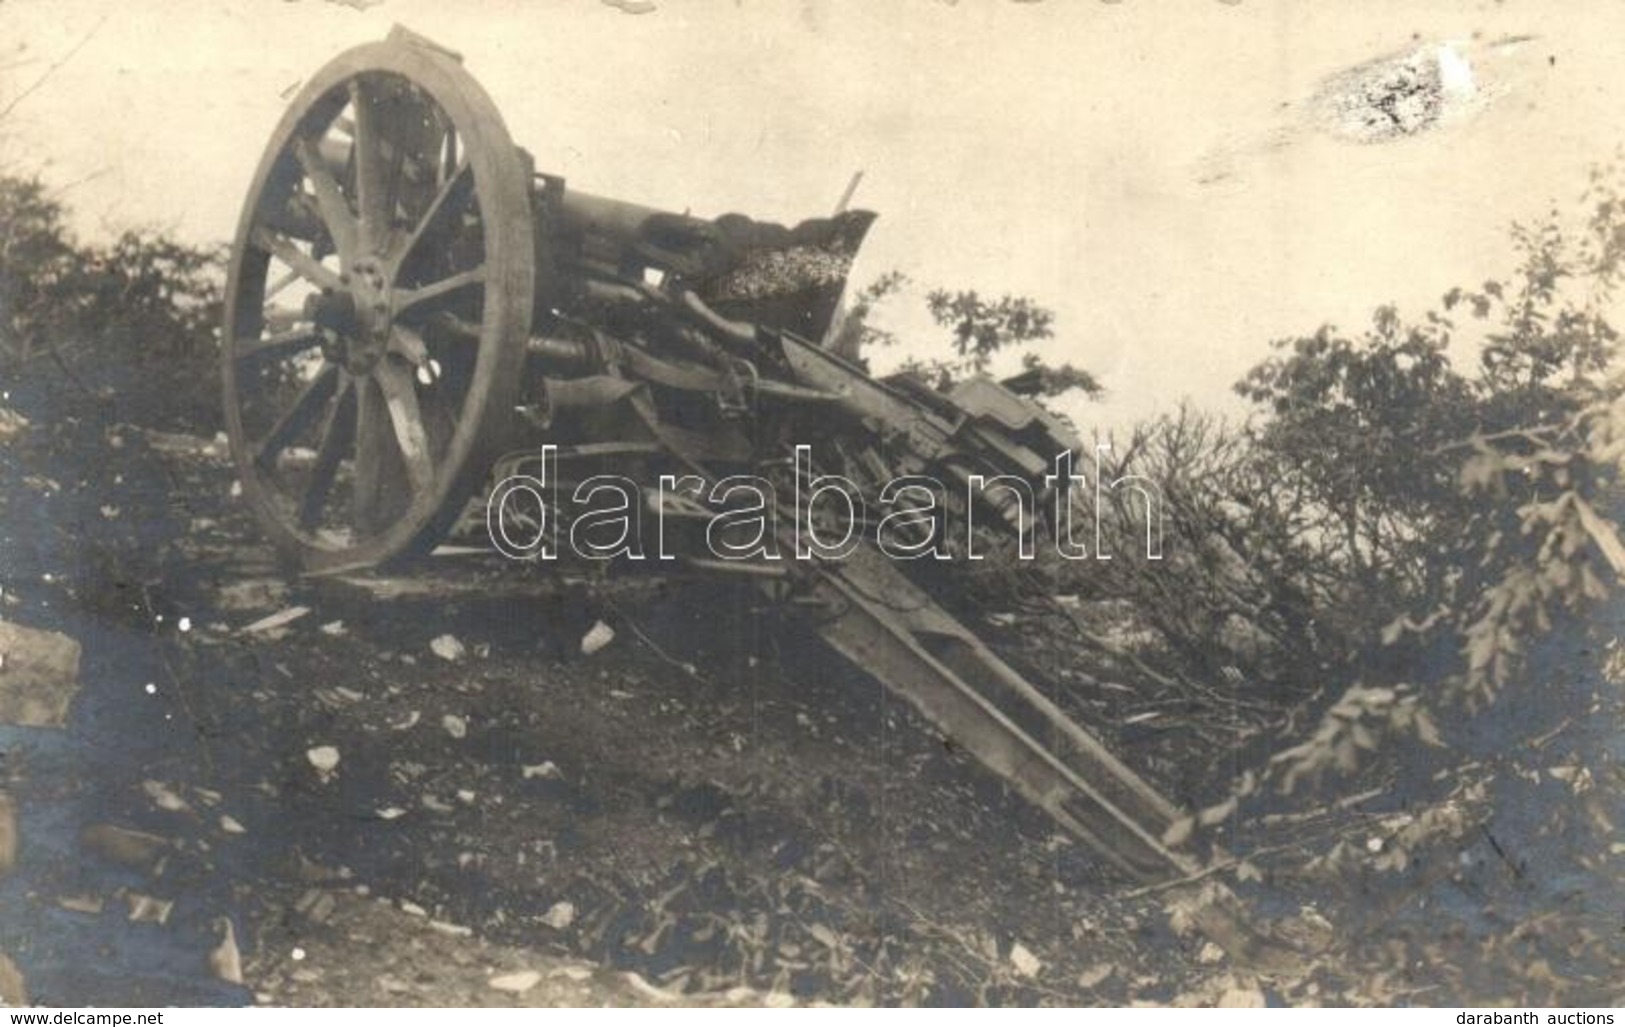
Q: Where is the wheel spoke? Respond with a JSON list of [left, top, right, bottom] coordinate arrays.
[[395, 265, 485, 315], [297, 379, 356, 530], [352, 373, 400, 536], [265, 268, 301, 302], [391, 160, 471, 270], [262, 307, 308, 333], [424, 310, 483, 340], [251, 226, 342, 291], [350, 78, 393, 255], [387, 324, 431, 367], [293, 138, 358, 263], [441, 126, 458, 183], [254, 364, 338, 468], [237, 328, 319, 363], [373, 358, 436, 493]]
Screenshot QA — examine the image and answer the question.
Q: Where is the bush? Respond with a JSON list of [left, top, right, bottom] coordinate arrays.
[[0, 176, 79, 361], [0, 173, 222, 372]]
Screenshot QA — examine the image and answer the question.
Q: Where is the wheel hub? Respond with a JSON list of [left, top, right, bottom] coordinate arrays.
[[305, 258, 395, 374]]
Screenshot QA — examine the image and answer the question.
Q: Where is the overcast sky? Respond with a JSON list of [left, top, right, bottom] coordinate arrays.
[[5, 0, 1623, 427]]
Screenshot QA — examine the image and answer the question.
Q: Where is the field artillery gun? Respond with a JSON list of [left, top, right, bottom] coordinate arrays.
[[221, 27, 1293, 966]]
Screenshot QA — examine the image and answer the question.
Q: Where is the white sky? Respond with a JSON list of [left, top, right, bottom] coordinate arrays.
[[4, 0, 1624, 428]]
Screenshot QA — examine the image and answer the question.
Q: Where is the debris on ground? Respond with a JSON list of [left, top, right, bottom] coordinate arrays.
[[1077, 963, 1115, 990], [1009, 942, 1042, 979], [209, 918, 244, 985], [1, 348, 1619, 1007], [134, 428, 228, 460], [125, 892, 175, 925], [521, 762, 561, 781], [142, 780, 191, 814], [0, 406, 29, 443], [56, 894, 105, 915], [0, 621, 82, 727], [80, 824, 172, 871], [580, 621, 615, 656], [306, 746, 341, 780], [215, 578, 289, 613], [247, 892, 763, 1007], [1213, 976, 1268, 1008], [0, 794, 15, 878], [430, 634, 467, 662], [241, 606, 312, 636], [0, 952, 27, 1006], [540, 901, 576, 930], [295, 889, 338, 925], [487, 971, 541, 994]]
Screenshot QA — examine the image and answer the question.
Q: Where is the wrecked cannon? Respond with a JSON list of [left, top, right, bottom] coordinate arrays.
[[220, 26, 1295, 967]]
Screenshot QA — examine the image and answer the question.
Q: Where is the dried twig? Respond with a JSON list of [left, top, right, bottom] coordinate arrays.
[[603, 596, 708, 683], [0, 16, 108, 122], [1118, 835, 1321, 900], [1256, 785, 1387, 827]]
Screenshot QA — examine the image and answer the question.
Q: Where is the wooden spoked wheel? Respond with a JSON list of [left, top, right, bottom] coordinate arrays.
[[222, 37, 534, 574]]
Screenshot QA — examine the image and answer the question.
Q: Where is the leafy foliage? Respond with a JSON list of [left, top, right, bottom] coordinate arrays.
[[0, 176, 79, 360], [826, 269, 908, 358], [0, 174, 222, 367], [84, 229, 223, 359], [837, 273, 1102, 399], [1211, 163, 1625, 822], [924, 288, 1054, 371], [1234, 306, 1475, 609], [1004, 351, 1104, 400]]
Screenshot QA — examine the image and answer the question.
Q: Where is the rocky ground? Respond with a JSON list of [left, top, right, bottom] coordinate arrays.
[[0, 363, 1621, 1007]]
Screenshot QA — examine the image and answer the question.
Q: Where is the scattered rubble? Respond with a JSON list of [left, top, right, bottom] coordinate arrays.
[[56, 894, 105, 915], [80, 824, 172, 870], [388, 710, 421, 731], [540, 901, 576, 930], [242, 606, 312, 635], [125, 892, 175, 925], [245, 891, 761, 1006], [1213, 976, 1268, 1008], [487, 971, 541, 994], [209, 919, 244, 985], [0, 952, 26, 1006], [306, 746, 341, 780], [142, 780, 191, 814], [295, 889, 338, 925], [0, 794, 14, 878], [0, 405, 29, 443], [430, 634, 467, 662], [135, 428, 229, 459], [215, 578, 290, 612], [580, 621, 615, 656], [1077, 963, 1115, 990], [0, 621, 82, 727], [1009, 942, 1042, 979], [2, 348, 1614, 1006]]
